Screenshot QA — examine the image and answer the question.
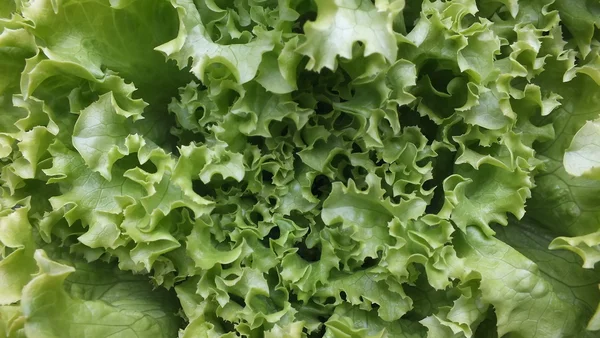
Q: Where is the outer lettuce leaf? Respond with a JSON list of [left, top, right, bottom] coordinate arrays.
[[552, 0, 600, 58], [564, 119, 600, 180], [22, 250, 181, 338], [21, 0, 187, 104], [529, 54, 600, 240], [549, 232, 600, 269], [0, 197, 182, 338], [20, 55, 148, 114], [545, 57, 600, 330], [456, 223, 600, 338], [495, 219, 600, 333], [0, 1, 16, 18]]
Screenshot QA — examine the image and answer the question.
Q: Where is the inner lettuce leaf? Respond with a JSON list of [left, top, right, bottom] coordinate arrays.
[[1, 0, 600, 337]]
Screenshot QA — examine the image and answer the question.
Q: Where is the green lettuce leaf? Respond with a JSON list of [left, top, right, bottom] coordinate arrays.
[[564, 119, 600, 180], [296, 0, 398, 71], [22, 250, 181, 338], [456, 222, 600, 337]]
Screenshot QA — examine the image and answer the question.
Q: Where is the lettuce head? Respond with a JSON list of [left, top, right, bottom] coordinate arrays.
[[1, 0, 600, 337]]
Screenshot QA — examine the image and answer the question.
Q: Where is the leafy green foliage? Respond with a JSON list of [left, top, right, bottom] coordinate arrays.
[[1, 0, 600, 337]]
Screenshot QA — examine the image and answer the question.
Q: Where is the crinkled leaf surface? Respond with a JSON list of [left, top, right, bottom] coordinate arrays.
[[1, 0, 600, 337]]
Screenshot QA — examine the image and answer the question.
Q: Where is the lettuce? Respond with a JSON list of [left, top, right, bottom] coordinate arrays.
[[1, 0, 600, 337]]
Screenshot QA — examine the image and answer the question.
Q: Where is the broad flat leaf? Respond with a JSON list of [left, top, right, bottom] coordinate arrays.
[[22, 250, 181, 338], [564, 119, 600, 180]]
